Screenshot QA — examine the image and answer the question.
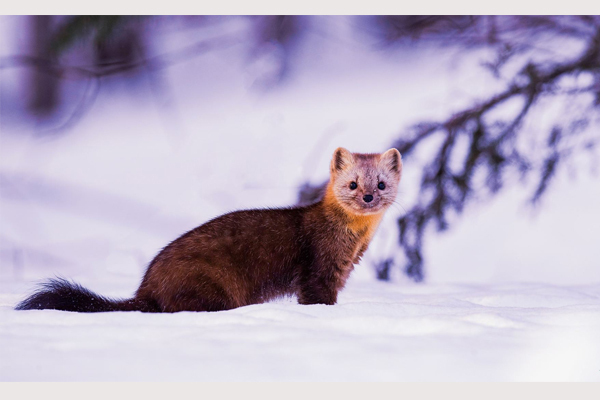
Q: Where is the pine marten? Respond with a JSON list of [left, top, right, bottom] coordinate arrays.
[[16, 147, 402, 313]]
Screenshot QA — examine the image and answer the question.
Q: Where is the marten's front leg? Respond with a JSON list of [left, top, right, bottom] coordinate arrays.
[[352, 241, 369, 264], [297, 256, 339, 305]]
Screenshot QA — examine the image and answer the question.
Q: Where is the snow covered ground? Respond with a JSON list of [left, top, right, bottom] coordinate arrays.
[[1, 16, 599, 381], [1, 278, 599, 381]]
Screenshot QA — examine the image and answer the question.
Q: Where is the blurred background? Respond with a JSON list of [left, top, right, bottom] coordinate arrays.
[[1, 15, 600, 290]]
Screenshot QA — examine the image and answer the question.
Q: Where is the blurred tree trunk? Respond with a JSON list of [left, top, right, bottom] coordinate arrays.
[[28, 15, 59, 117]]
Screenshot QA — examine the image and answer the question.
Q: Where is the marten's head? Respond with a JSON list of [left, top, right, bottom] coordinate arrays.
[[329, 147, 402, 215]]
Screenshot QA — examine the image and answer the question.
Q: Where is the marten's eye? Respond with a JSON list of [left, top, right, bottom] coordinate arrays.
[[349, 182, 357, 190], [378, 182, 386, 190]]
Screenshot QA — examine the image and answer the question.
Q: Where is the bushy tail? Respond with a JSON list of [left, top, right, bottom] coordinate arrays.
[[15, 278, 157, 313]]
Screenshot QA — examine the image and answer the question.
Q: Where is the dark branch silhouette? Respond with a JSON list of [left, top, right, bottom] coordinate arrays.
[[389, 22, 600, 281]]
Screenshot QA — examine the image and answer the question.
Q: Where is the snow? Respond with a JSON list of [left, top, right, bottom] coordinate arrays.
[[1, 16, 599, 381], [1, 278, 599, 381]]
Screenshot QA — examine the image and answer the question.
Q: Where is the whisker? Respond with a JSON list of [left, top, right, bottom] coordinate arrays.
[[386, 203, 404, 214], [392, 200, 408, 214]]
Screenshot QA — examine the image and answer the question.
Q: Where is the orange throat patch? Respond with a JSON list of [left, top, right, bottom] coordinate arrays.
[[323, 184, 384, 239]]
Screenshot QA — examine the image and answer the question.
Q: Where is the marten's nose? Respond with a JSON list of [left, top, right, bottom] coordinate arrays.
[[363, 194, 373, 203]]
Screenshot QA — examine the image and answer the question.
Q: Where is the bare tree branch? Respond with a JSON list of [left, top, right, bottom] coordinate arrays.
[[392, 24, 600, 281], [0, 32, 244, 79]]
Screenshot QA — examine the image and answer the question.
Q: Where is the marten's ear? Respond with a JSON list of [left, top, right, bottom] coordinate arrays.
[[331, 147, 354, 173], [380, 148, 402, 174]]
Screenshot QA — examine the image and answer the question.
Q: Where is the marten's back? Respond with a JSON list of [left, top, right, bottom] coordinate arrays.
[[135, 206, 316, 311]]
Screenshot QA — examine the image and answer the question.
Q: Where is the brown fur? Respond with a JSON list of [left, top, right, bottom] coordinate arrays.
[[16, 148, 402, 313]]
